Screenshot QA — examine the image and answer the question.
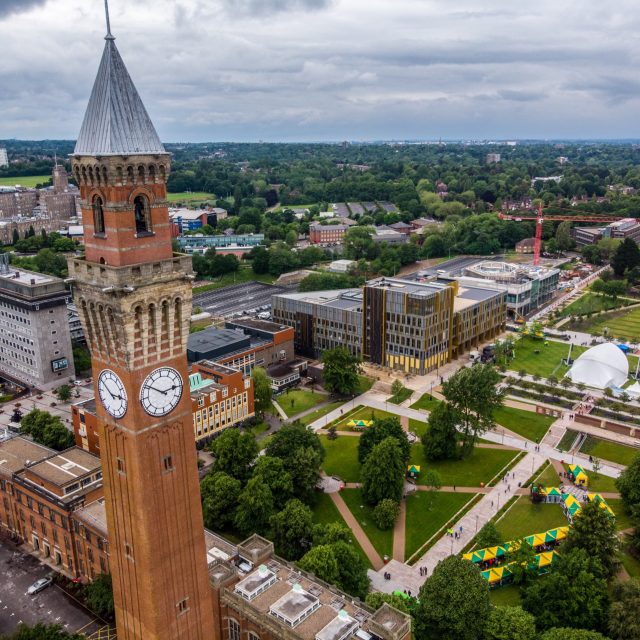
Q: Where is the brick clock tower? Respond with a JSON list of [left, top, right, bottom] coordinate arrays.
[[67, 7, 214, 640]]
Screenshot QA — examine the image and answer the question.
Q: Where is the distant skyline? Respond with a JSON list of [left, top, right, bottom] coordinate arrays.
[[2, 0, 640, 143]]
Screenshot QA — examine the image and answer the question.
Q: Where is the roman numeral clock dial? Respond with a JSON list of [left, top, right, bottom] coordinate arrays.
[[139, 367, 184, 417]]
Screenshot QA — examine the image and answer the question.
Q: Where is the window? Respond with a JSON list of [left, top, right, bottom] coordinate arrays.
[[124, 542, 133, 559], [228, 619, 240, 640], [134, 195, 152, 234], [248, 633, 260, 640], [177, 598, 189, 615], [93, 196, 105, 234], [116, 457, 126, 475], [162, 455, 175, 473]]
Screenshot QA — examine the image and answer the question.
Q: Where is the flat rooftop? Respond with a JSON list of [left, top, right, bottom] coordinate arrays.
[[0, 436, 52, 476], [454, 284, 504, 311], [0, 268, 55, 286], [73, 498, 108, 537], [188, 327, 249, 352], [26, 447, 101, 487], [227, 318, 291, 334]]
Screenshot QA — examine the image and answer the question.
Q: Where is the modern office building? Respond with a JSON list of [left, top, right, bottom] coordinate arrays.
[[573, 218, 640, 247], [176, 233, 265, 255], [272, 277, 506, 374], [460, 261, 560, 319], [0, 258, 75, 390]]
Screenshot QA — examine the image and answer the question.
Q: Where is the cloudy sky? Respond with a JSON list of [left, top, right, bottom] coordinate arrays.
[[1, 0, 640, 142]]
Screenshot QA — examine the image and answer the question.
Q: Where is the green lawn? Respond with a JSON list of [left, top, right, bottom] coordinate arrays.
[[0, 175, 50, 188], [167, 191, 215, 203], [489, 584, 522, 606], [340, 488, 394, 560], [355, 376, 375, 395], [320, 435, 361, 482], [568, 305, 640, 340], [192, 269, 277, 293], [277, 389, 326, 418], [493, 406, 555, 443], [311, 492, 371, 568], [561, 464, 619, 493], [606, 499, 633, 531], [410, 393, 442, 412], [388, 387, 413, 405], [507, 337, 585, 379], [332, 406, 396, 430], [496, 496, 569, 540], [299, 401, 346, 426], [410, 445, 518, 487], [557, 293, 634, 318], [409, 418, 429, 438], [405, 491, 474, 560], [580, 436, 640, 467], [557, 429, 579, 452], [534, 462, 563, 487]]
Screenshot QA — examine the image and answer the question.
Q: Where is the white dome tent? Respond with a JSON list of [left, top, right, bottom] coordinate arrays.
[[566, 343, 629, 389]]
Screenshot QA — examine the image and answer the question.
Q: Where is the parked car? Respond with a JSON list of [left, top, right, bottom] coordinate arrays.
[[27, 577, 52, 595]]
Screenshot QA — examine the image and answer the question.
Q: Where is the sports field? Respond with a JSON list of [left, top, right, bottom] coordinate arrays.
[[0, 175, 50, 188]]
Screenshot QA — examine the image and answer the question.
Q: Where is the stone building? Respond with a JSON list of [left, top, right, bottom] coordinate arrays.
[[0, 260, 75, 390]]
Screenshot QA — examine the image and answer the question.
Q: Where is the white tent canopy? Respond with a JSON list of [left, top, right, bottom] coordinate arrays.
[[627, 381, 640, 398], [566, 343, 629, 389]]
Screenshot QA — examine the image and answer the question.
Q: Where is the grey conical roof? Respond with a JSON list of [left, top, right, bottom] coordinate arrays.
[[74, 37, 165, 156]]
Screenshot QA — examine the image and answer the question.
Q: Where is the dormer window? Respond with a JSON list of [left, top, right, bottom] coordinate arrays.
[[134, 195, 152, 234], [93, 196, 105, 234]]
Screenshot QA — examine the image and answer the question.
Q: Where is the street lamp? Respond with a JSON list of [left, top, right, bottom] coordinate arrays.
[[475, 514, 479, 532]]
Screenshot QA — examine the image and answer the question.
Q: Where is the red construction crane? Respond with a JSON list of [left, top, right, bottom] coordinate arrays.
[[498, 203, 626, 266]]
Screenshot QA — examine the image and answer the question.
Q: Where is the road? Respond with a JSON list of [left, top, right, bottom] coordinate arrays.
[[0, 540, 102, 636]]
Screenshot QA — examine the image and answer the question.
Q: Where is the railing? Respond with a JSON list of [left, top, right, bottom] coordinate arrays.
[[85, 625, 117, 639]]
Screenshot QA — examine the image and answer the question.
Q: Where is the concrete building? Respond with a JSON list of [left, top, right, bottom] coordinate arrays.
[[328, 259, 356, 273], [272, 277, 506, 374], [169, 208, 209, 235], [486, 153, 501, 164], [460, 261, 560, 319], [573, 226, 605, 247], [573, 218, 640, 247], [176, 233, 265, 255], [373, 227, 408, 244], [0, 259, 75, 390], [0, 148, 8, 167]]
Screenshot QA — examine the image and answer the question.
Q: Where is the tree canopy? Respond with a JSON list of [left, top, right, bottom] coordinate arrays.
[[361, 437, 406, 506], [321, 347, 362, 396], [358, 416, 410, 464], [20, 409, 74, 451], [208, 428, 259, 483]]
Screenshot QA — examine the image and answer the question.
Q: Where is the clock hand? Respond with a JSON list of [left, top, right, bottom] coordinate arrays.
[[147, 384, 179, 395]]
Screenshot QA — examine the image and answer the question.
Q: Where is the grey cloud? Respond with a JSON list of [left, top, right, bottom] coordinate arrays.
[[497, 90, 546, 103], [221, 0, 331, 16], [0, 0, 46, 18]]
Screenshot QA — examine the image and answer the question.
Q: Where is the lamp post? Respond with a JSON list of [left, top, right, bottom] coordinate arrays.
[[475, 514, 479, 532]]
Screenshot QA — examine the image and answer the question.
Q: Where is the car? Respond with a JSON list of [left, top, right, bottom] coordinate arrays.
[[27, 577, 52, 595]]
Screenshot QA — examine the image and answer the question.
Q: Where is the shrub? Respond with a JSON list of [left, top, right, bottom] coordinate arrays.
[[372, 499, 400, 530]]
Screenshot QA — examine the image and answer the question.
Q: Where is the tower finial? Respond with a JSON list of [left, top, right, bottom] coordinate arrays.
[[104, 0, 115, 40]]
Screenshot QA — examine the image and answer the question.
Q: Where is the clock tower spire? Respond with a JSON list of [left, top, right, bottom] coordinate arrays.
[[68, 8, 215, 640]]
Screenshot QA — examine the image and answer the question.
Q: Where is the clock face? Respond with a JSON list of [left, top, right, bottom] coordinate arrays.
[[98, 369, 128, 419], [139, 367, 184, 417]]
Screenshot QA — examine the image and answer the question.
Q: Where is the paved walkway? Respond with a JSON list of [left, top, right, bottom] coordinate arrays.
[[392, 500, 406, 562], [329, 492, 384, 570]]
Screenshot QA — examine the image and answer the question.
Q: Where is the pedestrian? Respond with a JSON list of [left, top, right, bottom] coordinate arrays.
[[453, 484, 456, 491], [459, 525, 463, 533], [491, 500, 494, 508], [512, 472, 515, 479]]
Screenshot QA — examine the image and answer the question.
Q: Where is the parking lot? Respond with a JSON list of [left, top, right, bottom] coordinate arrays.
[[193, 281, 288, 319], [0, 540, 103, 636]]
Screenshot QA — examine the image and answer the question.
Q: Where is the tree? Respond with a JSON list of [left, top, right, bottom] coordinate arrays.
[[423, 469, 442, 508], [82, 573, 114, 618], [358, 416, 410, 464], [522, 548, 609, 633], [372, 499, 399, 530], [266, 423, 324, 504], [442, 365, 504, 455], [312, 522, 351, 546], [321, 347, 362, 395], [565, 500, 619, 578], [414, 555, 490, 640], [475, 521, 504, 549], [250, 246, 270, 274], [331, 540, 370, 600], [507, 539, 537, 585], [365, 592, 412, 614], [200, 471, 241, 530], [270, 499, 314, 560], [361, 437, 405, 506], [251, 455, 294, 508], [234, 476, 274, 536], [55, 384, 72, 403], [251, 367, 273, 416], [555, 221, 574, 253], [390, 379, 404, 401], [421, 402, 459, 461], [298, 544, 340, 585], [616, 452, 640, 513], [208, 428, 259, 483], [608, 580, 640, 640], [12, 228, 19, 245], [612, 238, 640, 277], [72, 345, 91, 373], [485, 606, 536, 640], [539, 630, 610, 640], [0, 624, 85, 640], [20, 409, 74, 451]]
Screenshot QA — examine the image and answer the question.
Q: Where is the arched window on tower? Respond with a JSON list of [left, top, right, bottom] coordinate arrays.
[[134, 195, 152, 234], [93, 196, 105, 234]]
